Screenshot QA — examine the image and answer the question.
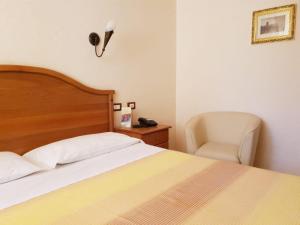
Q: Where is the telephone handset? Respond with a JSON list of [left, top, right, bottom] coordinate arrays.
[[132, 117, 158, 128]]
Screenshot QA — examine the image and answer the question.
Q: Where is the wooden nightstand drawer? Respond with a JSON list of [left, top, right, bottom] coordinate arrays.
[[115, 125, 171, 149], [142, 130, 168, 146], [156, 142, 169, 149]]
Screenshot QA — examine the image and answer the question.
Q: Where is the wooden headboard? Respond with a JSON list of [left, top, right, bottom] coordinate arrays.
[[0, 65, 114, 155]]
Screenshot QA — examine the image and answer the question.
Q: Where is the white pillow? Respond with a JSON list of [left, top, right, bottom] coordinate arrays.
[[0, 152, 41, 184], [24, 132, 141, 169]]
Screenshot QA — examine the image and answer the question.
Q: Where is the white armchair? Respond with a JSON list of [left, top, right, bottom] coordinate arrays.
[[185, 112, 261, 166]]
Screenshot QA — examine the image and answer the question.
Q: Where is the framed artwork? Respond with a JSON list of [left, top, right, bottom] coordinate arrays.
[[252, 4, 296, 44]]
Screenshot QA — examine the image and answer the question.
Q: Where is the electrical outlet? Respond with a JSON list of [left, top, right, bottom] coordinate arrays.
[[127, 102, 136, 110]]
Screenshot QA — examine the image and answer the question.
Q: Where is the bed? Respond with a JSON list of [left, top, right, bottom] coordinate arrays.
[[0, 65, 300, 225]]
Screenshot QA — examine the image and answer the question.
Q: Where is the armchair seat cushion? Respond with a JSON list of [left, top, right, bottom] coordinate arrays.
[[195, 142, 240, 163]]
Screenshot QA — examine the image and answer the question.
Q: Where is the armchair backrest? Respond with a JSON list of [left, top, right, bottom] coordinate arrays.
[[202, 112, 260, 145]]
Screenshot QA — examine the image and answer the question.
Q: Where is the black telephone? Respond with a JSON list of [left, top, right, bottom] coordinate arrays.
[[133, 117, 158, 128]]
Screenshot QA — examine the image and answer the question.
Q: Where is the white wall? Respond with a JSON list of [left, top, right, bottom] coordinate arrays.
[[177, 0, 300, 175], [0, 0, 176, 147]]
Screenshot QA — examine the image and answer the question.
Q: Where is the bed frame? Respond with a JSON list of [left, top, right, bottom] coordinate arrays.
[[0, 65, 115, 155]]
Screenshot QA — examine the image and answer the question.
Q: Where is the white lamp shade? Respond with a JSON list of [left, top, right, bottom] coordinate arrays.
[[105, 21, 116, 32]]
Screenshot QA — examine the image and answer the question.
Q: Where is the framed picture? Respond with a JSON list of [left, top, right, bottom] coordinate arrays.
[[252, 4, 296, 44], [120, 107, 132, 128]]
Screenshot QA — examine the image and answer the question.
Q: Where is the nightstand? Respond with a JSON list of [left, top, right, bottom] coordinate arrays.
[[115, 125, 171, 149]]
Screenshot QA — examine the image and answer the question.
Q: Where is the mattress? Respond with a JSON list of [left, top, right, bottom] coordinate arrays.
[[1, 143, 300, 225]]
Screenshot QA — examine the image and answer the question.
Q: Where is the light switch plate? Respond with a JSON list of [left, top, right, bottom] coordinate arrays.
[[113, 103, 122, 111]]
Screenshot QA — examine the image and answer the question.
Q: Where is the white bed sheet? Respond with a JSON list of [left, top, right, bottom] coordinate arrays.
[[0, 143, 163, 210]]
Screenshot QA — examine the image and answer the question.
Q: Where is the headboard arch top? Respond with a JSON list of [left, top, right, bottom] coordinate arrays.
[[0, 65, 115, 155], [0, 65, 115, 95]]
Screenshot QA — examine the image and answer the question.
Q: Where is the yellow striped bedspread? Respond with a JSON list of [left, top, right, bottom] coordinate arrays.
[[1, 150, 300, 225]]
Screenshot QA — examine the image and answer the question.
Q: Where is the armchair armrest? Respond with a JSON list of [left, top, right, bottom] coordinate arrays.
[[185, 116, 206, 154], [239, 121, 261, 166]]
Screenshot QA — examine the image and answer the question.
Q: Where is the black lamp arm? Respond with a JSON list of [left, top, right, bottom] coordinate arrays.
[[95, 46, 105, 58]]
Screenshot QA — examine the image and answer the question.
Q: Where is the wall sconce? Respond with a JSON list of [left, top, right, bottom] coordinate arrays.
[[89, 21, 116, 57]]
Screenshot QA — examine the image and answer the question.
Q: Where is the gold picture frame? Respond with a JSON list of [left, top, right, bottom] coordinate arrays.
[[252, 4, 296, 44]]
